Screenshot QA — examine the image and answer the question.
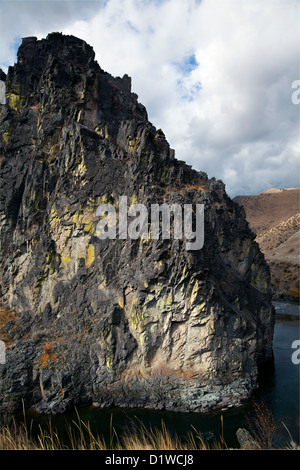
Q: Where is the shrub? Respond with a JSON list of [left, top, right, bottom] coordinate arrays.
[[246, 401, 276, 449]]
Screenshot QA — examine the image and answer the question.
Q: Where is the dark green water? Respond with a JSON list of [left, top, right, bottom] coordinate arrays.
[[6, 304, 300, 449]]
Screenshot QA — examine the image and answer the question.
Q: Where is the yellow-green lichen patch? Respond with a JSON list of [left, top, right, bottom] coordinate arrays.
[[106, 356, 113, 369], [127, 297, 151, 345], [85, 244, 95, 268], [191, 298, 206, 315], [190, 280, 200, 305], [128, 134, 141, 154], [8, 92, 23, 111], [250, 262, 268, 290], [35, 273, 46, 289], [95, 126, 110, 140], [83, 219, 95, 234], [150, 323, 158, 334], [49, 206, 74, 252], [160, 167, 170, 184], [82, 212, 96, 234], [72, 206, 97, 235], [2, 131, 12, 144], [72, 157, 87, 179], [49, 206, 60, 233], [118, 295, 125, 309], [61, 253, 71, 265], [190, 300, 208, 324], [99, 194, 108, 204], [197, 315, 210, 325], [130, 193, 137, 206], [157, 289, 174, 314]]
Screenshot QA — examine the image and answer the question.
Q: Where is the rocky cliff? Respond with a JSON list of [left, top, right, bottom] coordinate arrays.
[[0, 33, 274, 414]]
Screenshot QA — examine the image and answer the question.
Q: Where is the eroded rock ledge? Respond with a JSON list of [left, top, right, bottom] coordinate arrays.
[[0, 33, 274, 414]]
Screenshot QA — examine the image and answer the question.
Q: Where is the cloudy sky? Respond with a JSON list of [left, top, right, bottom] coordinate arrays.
[[0, 0, 299, 196]]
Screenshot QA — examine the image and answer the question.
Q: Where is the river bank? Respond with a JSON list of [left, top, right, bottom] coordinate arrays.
[[272, 299, 300, 321]]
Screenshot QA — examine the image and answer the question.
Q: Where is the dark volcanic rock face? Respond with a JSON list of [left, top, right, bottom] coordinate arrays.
[[0, 33, 274, 414]]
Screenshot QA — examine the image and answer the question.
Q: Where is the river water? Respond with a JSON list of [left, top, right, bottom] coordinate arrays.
[[8, 301, 300, 448]]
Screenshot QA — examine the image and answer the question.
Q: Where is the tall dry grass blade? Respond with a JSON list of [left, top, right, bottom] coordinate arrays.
[[281, 421, 298, 449]]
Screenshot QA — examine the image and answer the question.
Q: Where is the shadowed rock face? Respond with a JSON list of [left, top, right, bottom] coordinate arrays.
[[0, 33, 274, 414]]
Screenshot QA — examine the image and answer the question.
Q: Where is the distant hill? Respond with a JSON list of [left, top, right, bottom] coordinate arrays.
[[234, 188, 300, 298], [258, 187, 298, 194]]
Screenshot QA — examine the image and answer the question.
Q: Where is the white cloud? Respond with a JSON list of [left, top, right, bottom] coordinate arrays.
[[0, 1, 104, 68], [0, 0, 299, 196]]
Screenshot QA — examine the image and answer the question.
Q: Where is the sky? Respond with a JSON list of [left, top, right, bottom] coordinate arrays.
[[0, 0, 299, 197]]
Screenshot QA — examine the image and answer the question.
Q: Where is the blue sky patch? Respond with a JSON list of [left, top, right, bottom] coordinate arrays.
[[175, 53, 199, 76]]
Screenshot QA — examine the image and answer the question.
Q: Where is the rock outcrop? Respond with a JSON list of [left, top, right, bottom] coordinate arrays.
[[0, 33, 274, 414], [236, 428, 260, 450]]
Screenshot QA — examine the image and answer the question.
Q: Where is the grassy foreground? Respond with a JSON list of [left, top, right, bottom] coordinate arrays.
[[0, 416, 225, 450], [0, 401, 298, 450]]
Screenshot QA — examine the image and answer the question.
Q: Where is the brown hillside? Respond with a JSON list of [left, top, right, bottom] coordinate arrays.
[[256, 213, 299, 254], [234, 188, 300, 298], [234, 188, 300, 235]]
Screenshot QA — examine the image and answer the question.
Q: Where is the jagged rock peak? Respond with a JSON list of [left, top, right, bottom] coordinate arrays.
[[4, 32, 147, 132], [18, 33, 96, 67]]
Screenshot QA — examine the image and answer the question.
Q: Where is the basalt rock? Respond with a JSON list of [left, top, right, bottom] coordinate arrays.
[[236, 428, 259, 450], [0, 33, 274, 414]]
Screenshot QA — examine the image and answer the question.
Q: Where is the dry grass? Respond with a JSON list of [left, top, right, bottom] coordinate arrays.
[[0, 401, 297, 450], [112, 420, 224, 451], [0, 410, 224, 450], [0, 420, 223, 450], [246, 400, 276, 449]]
